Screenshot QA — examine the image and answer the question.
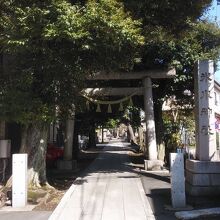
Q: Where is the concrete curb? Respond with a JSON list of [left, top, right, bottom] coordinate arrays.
[[48, 181, 78, 220], [140, 168, 170, 174], [137, 178, 156, 219], [175, 207, 220, 219]]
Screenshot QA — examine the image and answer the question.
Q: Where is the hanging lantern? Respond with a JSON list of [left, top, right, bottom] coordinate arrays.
[[96, 104, 101, 112], [119, 102, 123, 111], [129, 97, 133, 106], [107, 104, 112, 113], [86, 100, 90, 110]]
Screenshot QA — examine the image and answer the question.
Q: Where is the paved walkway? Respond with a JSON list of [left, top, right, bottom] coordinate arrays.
[[49, 140, 155, 220], [0, 211, 51, 220]]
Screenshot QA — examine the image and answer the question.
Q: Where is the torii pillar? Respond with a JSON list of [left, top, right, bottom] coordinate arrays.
[[143, 77, 163, 170], [143, 77, 157, 160], [63, 118, 75, 161], [57, 111, 77, 170]]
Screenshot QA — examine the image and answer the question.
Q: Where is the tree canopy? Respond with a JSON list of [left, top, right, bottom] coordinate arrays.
[[1, 0, 220, 124], [122, 1, 220, 108], [1, 0, 220, 147], [0, 0, 144, 124]]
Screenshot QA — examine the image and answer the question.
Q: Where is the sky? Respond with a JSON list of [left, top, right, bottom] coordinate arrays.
[[205, 0, 220, 82]]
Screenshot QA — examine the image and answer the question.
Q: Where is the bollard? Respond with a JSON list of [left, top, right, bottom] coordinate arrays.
[[170, 153, 186, 208], [12, 154, 28, 208]]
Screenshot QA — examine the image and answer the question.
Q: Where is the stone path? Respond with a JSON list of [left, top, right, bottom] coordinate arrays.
[[49, 140, 155, 220]]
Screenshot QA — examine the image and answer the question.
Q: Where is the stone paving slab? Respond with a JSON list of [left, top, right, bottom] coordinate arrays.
[[49, 141, 155, 220]]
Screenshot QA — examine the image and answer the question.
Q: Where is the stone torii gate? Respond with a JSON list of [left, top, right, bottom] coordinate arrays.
[[84, 68, 176, 168], [55, 68, 176, 170]]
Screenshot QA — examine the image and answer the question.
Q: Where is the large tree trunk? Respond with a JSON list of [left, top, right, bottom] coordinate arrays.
[[20, 123, 48, 188], [127, 123, 136, 144], [138, 126, 144, 152]]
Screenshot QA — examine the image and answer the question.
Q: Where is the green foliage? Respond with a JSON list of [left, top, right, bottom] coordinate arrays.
[[1, 0, 220, 128], [123, 106, 141, 129], [124, 0, 212, 35], [104, 118, 120, 129], [0, 0, 143, 124], [81, 0, 144, 71], [163, 109, 195, 149], [123, 1, 220, 106]]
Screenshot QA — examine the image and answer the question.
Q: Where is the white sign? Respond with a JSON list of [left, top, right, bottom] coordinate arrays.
[[12, 154, 28, 208]]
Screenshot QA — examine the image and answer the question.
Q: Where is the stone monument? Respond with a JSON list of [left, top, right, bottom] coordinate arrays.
[[194, 60, 216, 160], [186, 60, 220, 196]]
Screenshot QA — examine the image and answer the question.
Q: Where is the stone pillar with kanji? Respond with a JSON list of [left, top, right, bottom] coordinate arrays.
[[195, 60, 216, 161]]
